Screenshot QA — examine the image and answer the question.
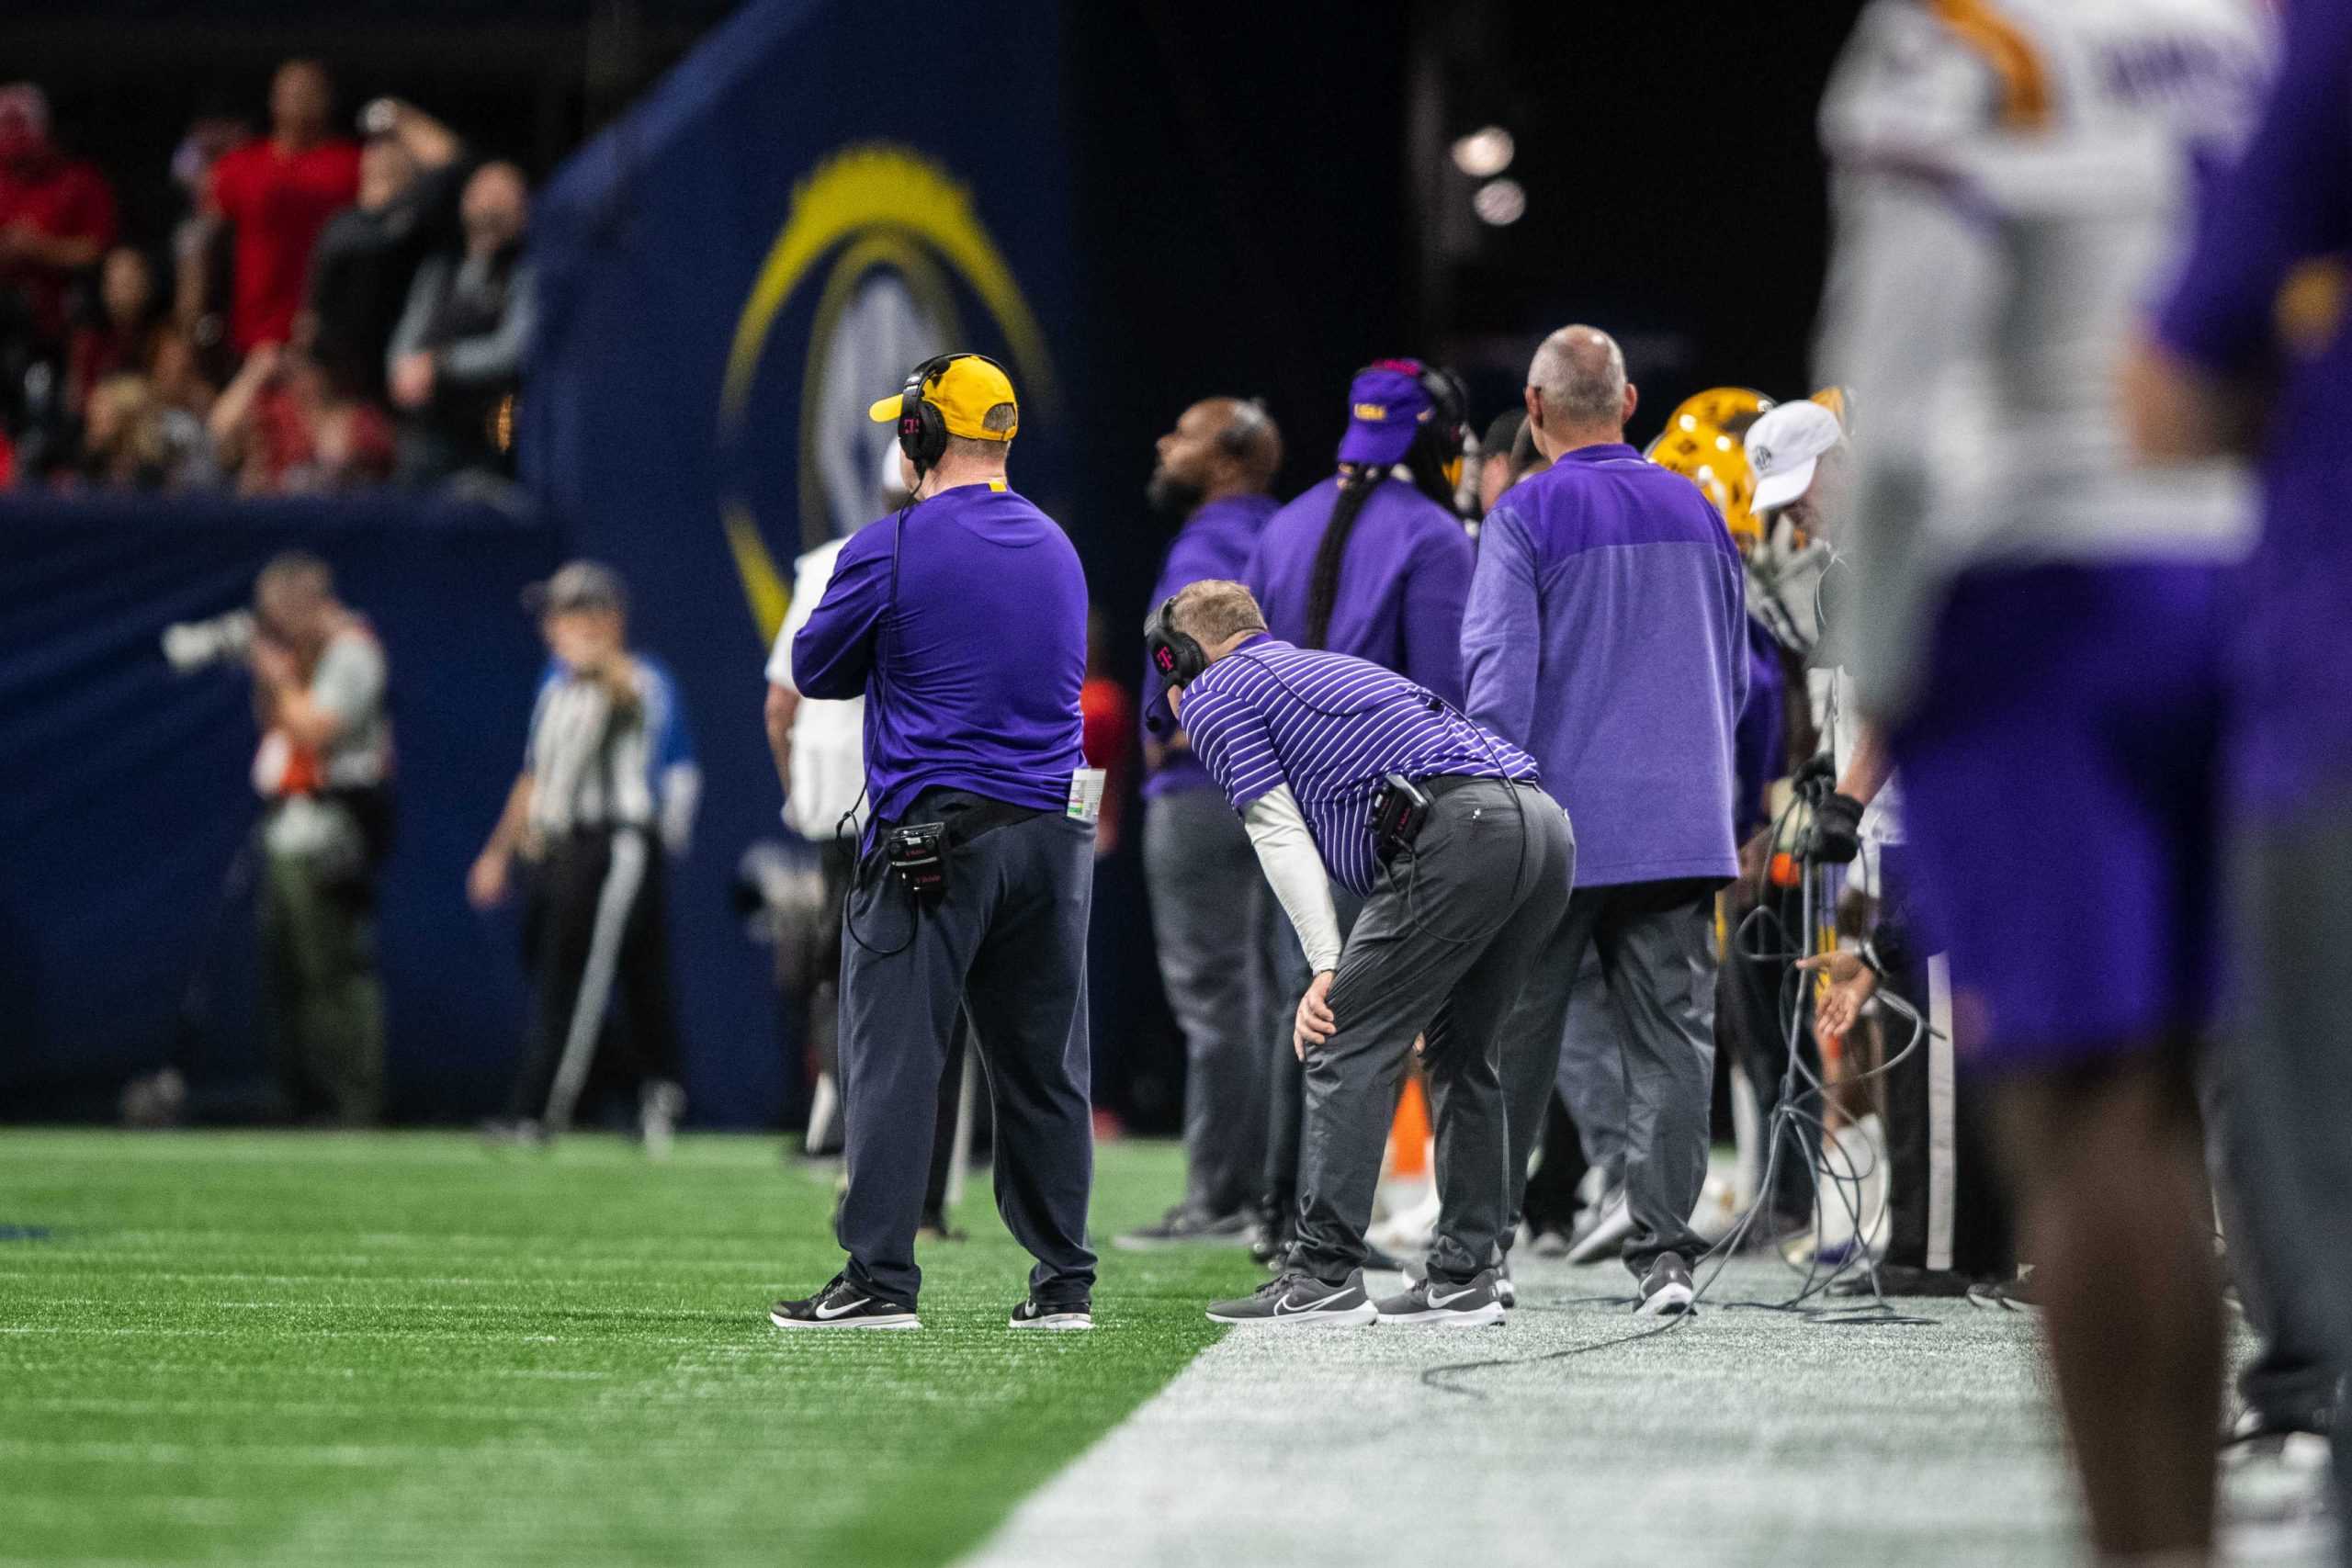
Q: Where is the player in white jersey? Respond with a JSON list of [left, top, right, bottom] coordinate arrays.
[[1815, 3, 2269, 1561]]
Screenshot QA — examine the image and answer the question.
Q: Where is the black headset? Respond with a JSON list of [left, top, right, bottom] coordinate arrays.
[[1144, 595, 1207, 690], [891, 351, 1013, 476]]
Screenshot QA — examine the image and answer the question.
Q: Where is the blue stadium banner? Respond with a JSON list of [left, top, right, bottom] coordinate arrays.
[[526, 0, 1078, 1125]]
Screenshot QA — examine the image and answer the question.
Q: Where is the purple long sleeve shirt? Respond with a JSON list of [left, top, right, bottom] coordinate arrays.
[[1141, 492, 1280, 801], [1244, 475, 1474, 704], [793, 479, 1088, 831], [1462, 443, 1748, 888], [2154, 0, 2352, 818]]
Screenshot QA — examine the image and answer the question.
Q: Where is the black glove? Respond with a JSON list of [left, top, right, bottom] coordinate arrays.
[[1807, 791, 1865, 865], [1792, 752, 1838, 802]]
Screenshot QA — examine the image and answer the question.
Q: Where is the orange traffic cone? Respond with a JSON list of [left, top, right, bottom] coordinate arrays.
[[1387, 1074, 1432, 1179]]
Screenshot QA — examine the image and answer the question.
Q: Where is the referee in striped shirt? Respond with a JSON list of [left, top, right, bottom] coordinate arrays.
[[469, 561, 697, 1150], [1150, 580, 1574, 1327]]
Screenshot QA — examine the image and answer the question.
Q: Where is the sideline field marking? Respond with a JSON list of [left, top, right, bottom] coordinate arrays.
[[959, 1257, 2083, 1568]]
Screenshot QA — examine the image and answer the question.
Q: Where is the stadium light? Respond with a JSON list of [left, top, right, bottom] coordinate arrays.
[[1451, 126, 1515, 179], [1474, 177, 1526, 226]]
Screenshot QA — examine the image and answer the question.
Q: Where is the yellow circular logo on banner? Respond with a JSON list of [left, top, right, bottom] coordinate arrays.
[[718, 144, 1056, 641]]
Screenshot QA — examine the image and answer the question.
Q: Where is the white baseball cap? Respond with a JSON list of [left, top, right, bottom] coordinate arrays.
[[1746, 400, 1846, 514]]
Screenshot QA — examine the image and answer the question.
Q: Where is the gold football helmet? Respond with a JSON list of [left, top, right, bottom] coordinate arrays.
[[1645, 387, 1774, 544]]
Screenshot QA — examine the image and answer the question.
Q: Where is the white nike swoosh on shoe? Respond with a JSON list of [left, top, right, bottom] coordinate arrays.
[[813, 1295, 872, 1320], [1273, 1292, 1349, 1315], [1427, 1286, 1482, 1308], [770, 1309, 919, 1330]]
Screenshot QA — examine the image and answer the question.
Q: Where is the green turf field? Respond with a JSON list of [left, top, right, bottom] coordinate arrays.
[[0, 1131, 1253, 1567]]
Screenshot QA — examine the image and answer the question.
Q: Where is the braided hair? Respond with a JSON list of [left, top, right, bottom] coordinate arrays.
[[1301, 421, 1462, 650]]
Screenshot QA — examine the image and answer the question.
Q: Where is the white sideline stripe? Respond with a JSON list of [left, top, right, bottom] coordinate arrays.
[[956, 1257, 2081, 1568]]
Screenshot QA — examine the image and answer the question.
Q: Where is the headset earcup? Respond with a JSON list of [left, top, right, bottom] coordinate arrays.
[[1172, 632, 1205, 686], [917, 402, 947, 469], [897, 400, 947, 471]]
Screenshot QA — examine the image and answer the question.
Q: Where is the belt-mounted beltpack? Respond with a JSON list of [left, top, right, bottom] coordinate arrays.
[[884, 821, 949, 900], [881, 770, 1103, 905], [1371, 773, 1431, 863]]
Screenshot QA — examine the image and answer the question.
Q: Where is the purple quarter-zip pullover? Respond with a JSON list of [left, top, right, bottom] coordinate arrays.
[[1462, 443, 1748, 888]]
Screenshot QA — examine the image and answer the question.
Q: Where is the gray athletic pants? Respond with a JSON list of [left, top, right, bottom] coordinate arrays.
[[1143, 789, 1282, 1221], [1293, 779, 1574, 1287], [837, 794, 1098, 1307], [1500, 877, 1721, 1279], [2200, 1043, 2339, 1431], [1555, 948, 1628, 1184], [2227, 784, 2352, 1507], [1265, 886, 1356, 1235]]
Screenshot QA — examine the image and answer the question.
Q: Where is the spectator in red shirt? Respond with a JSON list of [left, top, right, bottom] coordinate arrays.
[[202, 61, 360, 355], [0, 83, 118, 378]]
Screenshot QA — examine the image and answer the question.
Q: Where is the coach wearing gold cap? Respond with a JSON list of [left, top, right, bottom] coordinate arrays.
[[768, 353, 1102, 1333]]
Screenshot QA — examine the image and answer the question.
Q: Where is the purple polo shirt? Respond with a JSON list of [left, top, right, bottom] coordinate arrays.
[[2154, 0, 2352, 818], [1461, 443, 1748, 887], [1180, 636, 1538, 897], [794, 480, 1088, 830], [1244, 475, 1475, 704], [1142, 492, 1280, 801]]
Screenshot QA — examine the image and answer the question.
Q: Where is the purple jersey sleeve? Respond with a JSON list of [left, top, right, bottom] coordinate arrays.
[[2156, 0, 2352, 374], [789, 525, 891, 701]]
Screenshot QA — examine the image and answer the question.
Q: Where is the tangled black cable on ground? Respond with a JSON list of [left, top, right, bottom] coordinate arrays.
[[1419, 794, 1943, 1400]]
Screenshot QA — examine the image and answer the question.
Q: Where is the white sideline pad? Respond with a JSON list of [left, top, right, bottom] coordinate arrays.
[[962, 1256, 2086, 1568]]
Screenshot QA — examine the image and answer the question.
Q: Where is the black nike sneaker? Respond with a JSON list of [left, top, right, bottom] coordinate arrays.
[[1205, 1269, 1375, 1326], [769, 1274, 920, 1330], [1009, 1296, 1095, 1331]]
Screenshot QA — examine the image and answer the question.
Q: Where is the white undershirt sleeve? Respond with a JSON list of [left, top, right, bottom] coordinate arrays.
[[1243, 784, 1344, 975]]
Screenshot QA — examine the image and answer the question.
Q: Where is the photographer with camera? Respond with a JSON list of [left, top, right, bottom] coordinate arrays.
[[204, 552, 393, 1124], [1150, 580, 1568, 1329], [767, 353, 1100, 1334]]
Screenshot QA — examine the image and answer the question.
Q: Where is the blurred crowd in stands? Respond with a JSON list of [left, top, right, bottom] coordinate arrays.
[[0, 62, 532, 496]]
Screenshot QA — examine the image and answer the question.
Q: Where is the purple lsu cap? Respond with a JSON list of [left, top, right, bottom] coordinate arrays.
[[1336, 362, 1431, 467]]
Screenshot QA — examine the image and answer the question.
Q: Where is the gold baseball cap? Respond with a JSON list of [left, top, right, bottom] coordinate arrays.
[[867, 354, 1019, 442]]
